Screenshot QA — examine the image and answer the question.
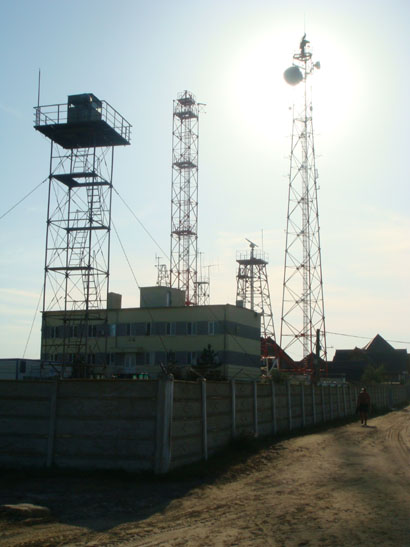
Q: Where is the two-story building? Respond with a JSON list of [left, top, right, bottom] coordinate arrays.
[[41, 287, 261, 380]]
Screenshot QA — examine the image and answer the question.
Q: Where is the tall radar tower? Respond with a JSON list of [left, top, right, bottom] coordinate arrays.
[[35, 93, 131, 375], [236, 239, 275, 341], [170, 91, 201, 306], [280, 35, 327, 361]]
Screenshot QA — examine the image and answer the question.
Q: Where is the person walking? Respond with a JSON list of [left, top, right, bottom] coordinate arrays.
[[357, 387, 371, 426]]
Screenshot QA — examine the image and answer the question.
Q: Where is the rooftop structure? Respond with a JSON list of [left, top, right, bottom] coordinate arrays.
[[34, 93, 131, 148]]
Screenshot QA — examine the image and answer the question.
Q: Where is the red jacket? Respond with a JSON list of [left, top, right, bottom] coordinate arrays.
[[357, 392, 370, 405]]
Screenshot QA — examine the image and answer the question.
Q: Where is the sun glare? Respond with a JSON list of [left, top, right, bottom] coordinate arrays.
[[228, 30, 362, 145]]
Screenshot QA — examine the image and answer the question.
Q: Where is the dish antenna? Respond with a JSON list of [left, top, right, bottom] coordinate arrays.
[[283, 34, 320, 86], [245, 238, 257, 249], [284, 66, 303, 86]]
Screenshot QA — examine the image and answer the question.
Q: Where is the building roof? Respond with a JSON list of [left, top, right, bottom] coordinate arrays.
[[332, 334, 408, 379], [362, 334, 395, 353]]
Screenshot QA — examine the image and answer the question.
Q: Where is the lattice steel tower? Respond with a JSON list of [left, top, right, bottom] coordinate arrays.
[[236, 239, 275, 341], [280, 35, 327, 361], [155, 255, 169, 287], [170, 91, 201, 306], [35, 93, 131, 373]]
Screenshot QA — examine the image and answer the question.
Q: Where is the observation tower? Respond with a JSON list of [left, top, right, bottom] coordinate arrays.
[[35, 93, 131, 375]]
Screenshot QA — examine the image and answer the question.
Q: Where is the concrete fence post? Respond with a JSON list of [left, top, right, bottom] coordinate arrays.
[[231, 380, 236, 439], [46, 379, 59, 467], [321, 386, 325, 422], [287, 382, 292, 431], [342, 385, 347, 416], [271, 381, 277, 435], [301, 384, 306, 427], [201, 379, 208, 460], [253, 381, 258, 437], [337, 386, 341, 417], [329, 386, 333, 420], [312, 384, 316, 425], [155, 377, 174, 474]]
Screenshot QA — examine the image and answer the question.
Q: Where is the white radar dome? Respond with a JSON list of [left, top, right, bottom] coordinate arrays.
[[284, 66, 303, 86]]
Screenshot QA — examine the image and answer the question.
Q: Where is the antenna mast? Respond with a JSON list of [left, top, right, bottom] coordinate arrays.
[[236, 239, 275, 341], [169, 90, 201, 306], [280, 35, 327, 361], [155, 255, 169, 287]]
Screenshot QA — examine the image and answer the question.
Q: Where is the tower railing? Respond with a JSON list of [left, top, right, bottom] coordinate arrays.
[[34, 101, 132, 143], [236, 249, 268, 263]]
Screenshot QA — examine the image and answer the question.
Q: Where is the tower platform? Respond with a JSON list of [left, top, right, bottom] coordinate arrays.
[[34, 94, 131, 149]]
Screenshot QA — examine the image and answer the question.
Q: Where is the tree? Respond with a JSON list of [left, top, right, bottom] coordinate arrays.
[[198, 344, 218, 367], [361, 364, 385, 385], [196, 344, 224, 380]]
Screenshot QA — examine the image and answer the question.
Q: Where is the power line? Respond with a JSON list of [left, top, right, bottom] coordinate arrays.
[[113, 187, 169, 261], [112, 219, 141, 290], [327, 331, 410, 345], [23, 286, 43, 359], [1, 155, 68, 222], [0, 177, 48, 221]]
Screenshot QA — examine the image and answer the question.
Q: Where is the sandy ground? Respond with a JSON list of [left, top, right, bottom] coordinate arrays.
[[1, 406, 409, 546]]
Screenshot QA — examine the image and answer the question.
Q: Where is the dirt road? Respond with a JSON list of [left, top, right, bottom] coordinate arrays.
[[1, 406, 409, 546]]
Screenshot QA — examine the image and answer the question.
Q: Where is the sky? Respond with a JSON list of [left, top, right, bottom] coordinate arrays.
[[0, 0, 409, 362]]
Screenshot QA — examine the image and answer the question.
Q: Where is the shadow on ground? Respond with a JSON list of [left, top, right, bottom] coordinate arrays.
[[0, 404, 404, 535]]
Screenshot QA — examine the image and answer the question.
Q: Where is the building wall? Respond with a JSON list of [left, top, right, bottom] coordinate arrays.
[[0, 359, 42, 380], [41, 304, 261, 380]]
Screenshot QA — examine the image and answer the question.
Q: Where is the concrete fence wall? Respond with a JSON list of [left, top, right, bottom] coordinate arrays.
[[0, 379, 409, 473]]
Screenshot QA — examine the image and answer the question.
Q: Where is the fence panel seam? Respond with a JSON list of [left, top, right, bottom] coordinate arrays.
[[271, 381, 277, 435], [253, 381, 258, 437], [202, 380, 208, 460], [231, 380, 236, 439], [46, 380, 58, 468]]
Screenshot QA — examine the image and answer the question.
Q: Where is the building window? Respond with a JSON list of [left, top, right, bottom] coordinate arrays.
[[145, 351, 155, 365], [19, 361, 26, 373], [145, 322, 151, 336], [187, 352, 197, 365], [124, 354, 136, 370], [125, 323, 132, 336], [88, 325, 97, 338], [109, 324, 117, 337], [208, 321, 216, 335], [69, 326, 79, 338], [187, 322, 197, 335], [166, 322, 176, 336], [167, 351, 176, 363]]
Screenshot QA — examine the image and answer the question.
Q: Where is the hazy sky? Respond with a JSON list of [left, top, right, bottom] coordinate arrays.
[[0, 0, 409, 361]]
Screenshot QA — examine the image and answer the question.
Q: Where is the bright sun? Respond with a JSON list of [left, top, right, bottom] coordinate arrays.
[[227, 30, 362, 147]]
